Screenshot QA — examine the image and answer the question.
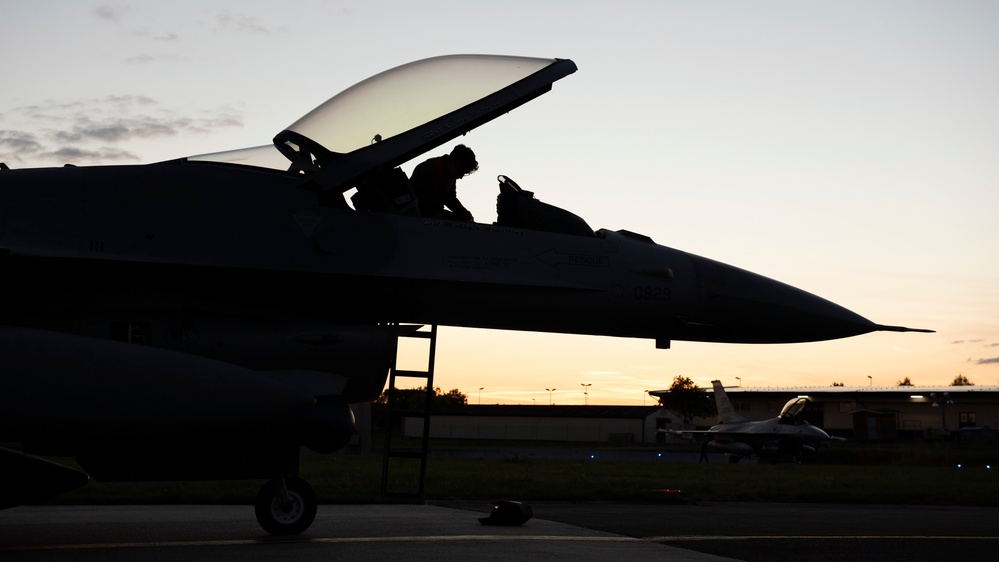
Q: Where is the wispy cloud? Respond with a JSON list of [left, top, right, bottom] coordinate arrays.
[[93, 4, 128, 22], [122, 53, 192, 65], [0, 96, 242, 166], [975, 357, 999, 365], [0, 130, 43, 157], [216, 12, 271, 35], [123, 54, 156, 65], [46, 146, 140, 163]]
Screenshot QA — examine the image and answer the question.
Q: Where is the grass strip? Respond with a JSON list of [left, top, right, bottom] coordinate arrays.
[[49, 452, 998, 506]]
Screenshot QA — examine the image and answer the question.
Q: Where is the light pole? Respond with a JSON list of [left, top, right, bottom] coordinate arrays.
[[546, 388, 556, 405], [932, 392, 954, 434], [478, 387, 484, 405], [644, 390, 649, 406], [735, 377, 741, 387], [868, 376, 872, 387], [581, 383, 591, 406]]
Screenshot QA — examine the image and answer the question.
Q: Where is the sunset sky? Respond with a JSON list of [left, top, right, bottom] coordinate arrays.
[[2, 1, 997, 404]]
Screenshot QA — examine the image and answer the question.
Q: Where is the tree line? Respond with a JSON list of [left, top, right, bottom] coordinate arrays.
[[374, 386, 468, 410], [832, 374, 977, 387]]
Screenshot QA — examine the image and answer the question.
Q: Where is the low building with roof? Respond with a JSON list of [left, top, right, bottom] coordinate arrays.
[[380, 385, 999, 446], [649, 384, 999, 442], [402, 404, 677, 444]]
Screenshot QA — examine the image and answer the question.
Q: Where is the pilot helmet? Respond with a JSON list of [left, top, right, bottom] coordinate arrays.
[[451, 144, 479, 175]]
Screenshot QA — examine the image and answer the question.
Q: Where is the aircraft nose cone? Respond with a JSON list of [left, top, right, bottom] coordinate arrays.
[[807, 425, 833, 440], [683, 253, 878, 344]]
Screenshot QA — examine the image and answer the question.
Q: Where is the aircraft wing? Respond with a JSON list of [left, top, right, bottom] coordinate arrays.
[[0, 447, 90, 510]]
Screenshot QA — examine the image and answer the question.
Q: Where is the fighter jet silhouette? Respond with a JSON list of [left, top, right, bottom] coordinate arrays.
[[0, 55, 930, 533]]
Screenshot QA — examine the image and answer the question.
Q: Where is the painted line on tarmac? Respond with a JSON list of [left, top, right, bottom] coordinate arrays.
[[1, 535, 643, 553], [650, 535, 999, 542]]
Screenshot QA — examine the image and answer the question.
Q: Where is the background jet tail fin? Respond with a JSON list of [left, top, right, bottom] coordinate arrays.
[[711, 380, 749, 424]]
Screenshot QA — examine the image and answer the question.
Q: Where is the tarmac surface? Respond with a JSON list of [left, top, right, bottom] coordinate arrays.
[[1, 501, 997, 561], [517, 501, 999, 562]]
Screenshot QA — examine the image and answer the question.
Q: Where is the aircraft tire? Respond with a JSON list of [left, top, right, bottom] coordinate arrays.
[[254, 477, 318, 535]]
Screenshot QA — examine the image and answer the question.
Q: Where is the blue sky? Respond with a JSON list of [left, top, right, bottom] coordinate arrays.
[[2, 1, 997, 403]]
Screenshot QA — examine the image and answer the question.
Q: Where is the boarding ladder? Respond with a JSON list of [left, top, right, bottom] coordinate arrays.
[[380, 324, 437, 498]]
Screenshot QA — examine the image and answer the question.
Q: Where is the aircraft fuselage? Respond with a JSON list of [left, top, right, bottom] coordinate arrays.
[[0, 160, 886, 350]]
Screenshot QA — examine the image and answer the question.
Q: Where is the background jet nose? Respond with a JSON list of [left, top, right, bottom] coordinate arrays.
[[807, 425, 833, 440], [685, 253, 878, 343]]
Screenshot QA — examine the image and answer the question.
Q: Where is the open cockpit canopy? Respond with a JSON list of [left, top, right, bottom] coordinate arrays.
[[279, 55, 571, 160], [778, 397, 810, 424], [192, 55, 576, 192]]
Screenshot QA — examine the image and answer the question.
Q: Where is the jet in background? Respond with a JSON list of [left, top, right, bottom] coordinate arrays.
[[0, 55, 928, 533], [665, 380, 842, 463]]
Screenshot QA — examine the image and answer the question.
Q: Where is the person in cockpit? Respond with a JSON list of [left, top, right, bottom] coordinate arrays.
[[410, 144, 478, 221]]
